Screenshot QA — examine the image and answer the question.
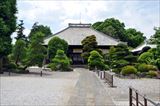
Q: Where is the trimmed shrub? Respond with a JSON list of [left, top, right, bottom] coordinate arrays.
[[147, 71, 157, 78], [114, 59, 129, 68], [7, 62, 17, 70], [51, 50, 72, 71], [88, 50, 106, 70], [147, 65, 157, 71], [138, 64, 157, 72], [121, 66, 137, 76], [137, 63, 149, 72]]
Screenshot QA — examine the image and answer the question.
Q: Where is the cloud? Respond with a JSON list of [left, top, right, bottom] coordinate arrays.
[[15, 0, 159, 40]]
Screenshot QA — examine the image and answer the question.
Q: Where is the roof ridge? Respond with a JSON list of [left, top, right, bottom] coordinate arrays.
[[44, 27, 70, 40]]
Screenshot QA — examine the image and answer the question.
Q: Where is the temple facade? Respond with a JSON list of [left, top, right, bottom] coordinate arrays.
[[44, 23, 120, 65]]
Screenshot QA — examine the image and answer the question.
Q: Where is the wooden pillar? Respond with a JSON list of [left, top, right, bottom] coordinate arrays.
[[136, 92, 139, 106], [40, 71, 42, 77], [129, 88, 132, 106], [111, 75, 113, 87], [144, 97, 147, 106]]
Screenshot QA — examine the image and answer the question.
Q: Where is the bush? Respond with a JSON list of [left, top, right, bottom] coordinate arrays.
[[114, 59, 129, 68], [147, 71, 157, 78], [88, 50, 106, 70], [47, 63, 57, 71], [147, 65, 157, 71], [121, 66, 137, 76], [138, 64, 157, 72], [7, 62, 17, 70], [51, 50, 72, 71], [138, 52, 154, 64], [156, 58, 160, 70], [112, 68, 121, 74], [104, 65, 109, 70]]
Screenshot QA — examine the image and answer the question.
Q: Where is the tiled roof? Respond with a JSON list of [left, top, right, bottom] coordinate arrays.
[[131, 42, 157, 52], [44, 23, 120, 46]]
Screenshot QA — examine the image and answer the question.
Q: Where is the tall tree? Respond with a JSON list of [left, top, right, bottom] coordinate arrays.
[[108, 43, 136, 69], [0, 0, 17, 73], [15, 20, 26, 40], [29, 22, 52, 40], [125, 28, 145, 48], [81, 35, 101, 62], [12, 39, 26, 66], [92, 18, 126, 40], [48, 37, 68, 60], [92, 18, 145, 48], [148, 27, 160, 44], [26, 32, 47, 67]]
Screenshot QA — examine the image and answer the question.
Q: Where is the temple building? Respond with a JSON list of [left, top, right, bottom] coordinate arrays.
[[44, 23, 120, 65]]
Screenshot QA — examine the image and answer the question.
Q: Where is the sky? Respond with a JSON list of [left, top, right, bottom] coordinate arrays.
[[12, 0, 160, 42]]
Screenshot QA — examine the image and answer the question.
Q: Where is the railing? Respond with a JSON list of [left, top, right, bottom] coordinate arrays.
[[95, 70, 114, 87], [129, 87, 160, 106], [104, 71, 114, 87]]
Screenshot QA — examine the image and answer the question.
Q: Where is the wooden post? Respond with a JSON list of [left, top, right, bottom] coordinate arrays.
[[8, 70, 11, 76], [40, 71, 42, 77], [144, 97, 147, 106], [100, 71, 102, 79], [136, 92, 139, 106], [111, 75, 113, 87], [129, 88, 132, 106]]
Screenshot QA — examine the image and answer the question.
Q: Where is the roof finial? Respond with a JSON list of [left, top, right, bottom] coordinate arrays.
[[80, 12, 81, 24]]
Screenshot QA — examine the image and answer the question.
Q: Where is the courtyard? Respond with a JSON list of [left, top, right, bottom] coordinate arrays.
[[0, 68, 159, 106]]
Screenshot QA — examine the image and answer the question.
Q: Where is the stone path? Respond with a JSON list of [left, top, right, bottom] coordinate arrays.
[[68, 68, 115, 106]]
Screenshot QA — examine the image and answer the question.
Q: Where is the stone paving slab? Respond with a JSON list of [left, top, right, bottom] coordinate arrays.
[[68, 68, 115, 106]]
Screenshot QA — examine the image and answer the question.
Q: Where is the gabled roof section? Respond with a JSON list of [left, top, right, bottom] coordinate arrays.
[[44, 23, 120, 46], [131, 42, 157, 52]]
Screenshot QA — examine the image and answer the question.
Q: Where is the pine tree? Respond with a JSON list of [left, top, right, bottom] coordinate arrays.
[[15, 20, 26, 40]]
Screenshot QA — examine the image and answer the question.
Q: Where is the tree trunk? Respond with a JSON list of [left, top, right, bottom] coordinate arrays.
[[23, 65, 28, 70], [0, 57, 3, 74], [15, 54, 20, 66]]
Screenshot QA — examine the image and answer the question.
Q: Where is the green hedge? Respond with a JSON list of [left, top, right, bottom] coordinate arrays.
[[121, 65, 137, 76], [137, 64, 157, 72], [147, 71, 157, 78]]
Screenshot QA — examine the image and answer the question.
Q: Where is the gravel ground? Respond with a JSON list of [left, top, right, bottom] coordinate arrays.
[[1, 68, 159, 106], [0, 69, 79, 106], [97, 72, 160, 106]]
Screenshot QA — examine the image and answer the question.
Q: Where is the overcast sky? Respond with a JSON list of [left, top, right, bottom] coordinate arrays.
[[12, 0, 160, 42]]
